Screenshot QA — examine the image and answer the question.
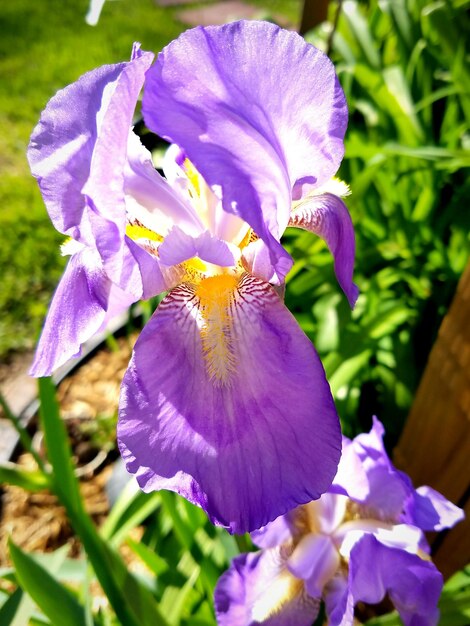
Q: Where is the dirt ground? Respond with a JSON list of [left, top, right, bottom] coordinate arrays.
[[0, 335, 137, 566]]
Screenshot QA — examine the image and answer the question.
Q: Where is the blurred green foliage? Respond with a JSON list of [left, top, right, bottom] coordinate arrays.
[[293, 0, 470, 442]]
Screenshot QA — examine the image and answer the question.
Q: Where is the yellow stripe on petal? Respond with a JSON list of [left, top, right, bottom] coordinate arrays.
[[126, 223, 163, 243], [185, 256, 208, 273], [183, 158, 201, 197], [195, 274, 239, 386], [251, 571, 304, 622]]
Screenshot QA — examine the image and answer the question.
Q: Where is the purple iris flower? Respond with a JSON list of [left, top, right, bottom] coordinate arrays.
[[29, 21, 358, 533], [214, 417, 464, 625]]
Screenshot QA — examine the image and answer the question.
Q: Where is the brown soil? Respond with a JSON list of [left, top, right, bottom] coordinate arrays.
[[0, 334, 137, 567]]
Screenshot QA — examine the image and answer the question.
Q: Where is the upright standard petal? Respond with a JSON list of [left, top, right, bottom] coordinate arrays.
[[289, 193, 358, 308], [215, 549, 319, 626], [352, 417, 409, 521], [329, 438, 369, 501], [143, 21, 347, 277], [118, 273, 341, 533]]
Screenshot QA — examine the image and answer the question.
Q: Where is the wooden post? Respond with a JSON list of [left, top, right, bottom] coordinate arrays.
[[394, 261, 470, 579], [299, 0, 330, 35]]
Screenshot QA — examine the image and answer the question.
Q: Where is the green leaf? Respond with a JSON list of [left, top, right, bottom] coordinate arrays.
[[160, 492, 220, 594], [37, 378, 169, 626], [313, 293, 341, 352], [74, 518, 169, 626], [342, 0, 381, 68], [365, 304, 412, 339], [382, 65, 424, 141], [0, 587, 36, 626], [329, 350, 372, 395], [0, 393, 47, 472], [127, 537, 169, 577], [9, 541, 91, 626], [38, 377, 81, 514], [162, 567, 200, 626], [365, 610, 402, 625], [0, 463, 50, 491], [101, 479, 161, 547]]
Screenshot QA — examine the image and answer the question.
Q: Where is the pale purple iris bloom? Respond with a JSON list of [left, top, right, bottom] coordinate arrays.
[[215, 418, 464, 625], [29, 21, 358, 533]]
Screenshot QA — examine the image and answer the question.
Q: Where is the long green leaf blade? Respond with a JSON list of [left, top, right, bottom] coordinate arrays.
[[38, 377, 82, 514], [37, 377, 169, 626], [9, 540, 91, 626], [0, 463, 50, 491]]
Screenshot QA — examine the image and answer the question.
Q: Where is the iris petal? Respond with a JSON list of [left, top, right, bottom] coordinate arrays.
[[143, 21, 347, 279], [124, 132, 204, 238], [81, 45, 155, 288], [403, 485, 465, 532], [332, 535, 443, 626], [118, 273, 341, 533], [287, 534, 340, 597], [289, 192, 358, 308], [28, 62, 129, 241], [158, 226, 240, 267], [214, 549, 319, 626], [30, 249, 133, 376], [28, 44, 155, 299]]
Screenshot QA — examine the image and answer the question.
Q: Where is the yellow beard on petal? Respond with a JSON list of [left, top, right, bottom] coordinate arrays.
[[125, 223, 164, 243], [251, 572, 304, 622], [195, 274, 239, 386]]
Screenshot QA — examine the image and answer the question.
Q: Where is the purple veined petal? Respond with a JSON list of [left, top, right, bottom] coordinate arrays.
[[30, 248, 110, 377], [337, 522, 424, 560], [329, 437, 369, 501], [352, 417, 409, 521], [124, 132, 204, 238], [28, 63, 127, 241], [402, 485, 464, 532], [287, 534, 340, 597], [214, 549, 320, 626], [143, 21, 347, 277], [251, 511, 297, 550], [324, 573, 354, 626], [82, 45, 155, 286], [157, 226, 240, 268], [289, 192, 358, 308], [242, 239, 292, 287], [28, 45, 152, 244], [346, 535, 443, 626], [118, 273, 341, 533]]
